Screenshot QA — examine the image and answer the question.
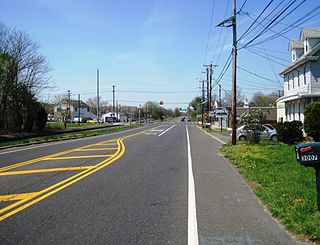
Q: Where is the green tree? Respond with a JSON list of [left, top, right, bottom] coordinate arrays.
[[35, 107, 47, 131], [239, 108, 267, 144], [189, 96, 202, 111], [304, 101, 320, 142]]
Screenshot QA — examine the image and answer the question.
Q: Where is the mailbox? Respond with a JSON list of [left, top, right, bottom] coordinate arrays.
[[295, 142, 320, 167], [295, 142, 320, 210]]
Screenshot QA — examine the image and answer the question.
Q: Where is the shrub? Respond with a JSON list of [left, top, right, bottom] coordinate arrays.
[[239, 108, 267, 144], [304, 101, 320, 142], [24, 113, 35, 132], [35, 107, 47, 131], [276, 121, 303, 144]]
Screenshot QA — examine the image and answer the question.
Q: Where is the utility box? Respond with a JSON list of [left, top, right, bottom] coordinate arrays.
[[295, 142, 320, 167]]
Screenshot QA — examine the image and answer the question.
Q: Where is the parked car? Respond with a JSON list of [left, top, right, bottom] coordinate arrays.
[[236, 124, 277, 141]]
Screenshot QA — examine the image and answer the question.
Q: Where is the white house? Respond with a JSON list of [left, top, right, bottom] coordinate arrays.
[[277, 28, 320, 123], [54, 100, 96, 122]]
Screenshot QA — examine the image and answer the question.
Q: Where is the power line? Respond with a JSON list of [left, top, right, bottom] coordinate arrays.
[[214, 52, 232, 86], [240, 0, 299, 49], [238, 0, 249, 14], [211, 0, 231, 64], [245, 4, 320, 48], [203, 0, 217, 65], [237, 0, 274, 42], [245, 48, 287, 66], [237, 66, 276, 82]]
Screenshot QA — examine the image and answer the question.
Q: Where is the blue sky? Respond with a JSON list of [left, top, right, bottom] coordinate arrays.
[[1, 0, 320, 109]]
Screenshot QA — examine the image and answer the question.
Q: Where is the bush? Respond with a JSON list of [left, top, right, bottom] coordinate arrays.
[[239, 108, 267, 144], [304, 101, 320, 142], [24, 113, 35, 132], [276, 121, 303, 144], [35, 107, 47, 131]]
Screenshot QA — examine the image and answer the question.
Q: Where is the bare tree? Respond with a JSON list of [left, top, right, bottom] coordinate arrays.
[[0, 23, 51, 131], [86, 96, 108, 115]]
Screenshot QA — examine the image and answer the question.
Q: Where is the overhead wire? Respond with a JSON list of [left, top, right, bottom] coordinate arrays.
[[240, 0, 299, 50], [211, 0, 231, 64], [245, 4, 320, 48], [237, 0, 275, 43], [203, 0, 217, 65]]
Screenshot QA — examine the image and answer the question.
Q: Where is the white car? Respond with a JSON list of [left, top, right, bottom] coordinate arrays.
[[236, 124, 277, 141]]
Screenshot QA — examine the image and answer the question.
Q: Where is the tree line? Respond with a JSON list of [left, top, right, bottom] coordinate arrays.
[[0, 23, 51, 132]]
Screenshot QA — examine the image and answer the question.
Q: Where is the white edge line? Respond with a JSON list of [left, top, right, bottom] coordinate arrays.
[[201, 128, 226, 144], [0, 125, 147, 155], [186, 125, 199, 245], [158, 125, 175, 137]]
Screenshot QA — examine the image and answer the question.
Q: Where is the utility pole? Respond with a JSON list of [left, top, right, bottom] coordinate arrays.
[[217, 0, 237, 145], [201, 80, 205, 127], [96, 69, 100, 124], [138, 104, 141, 124], [116, 101, 118, 121], [78, 94, 81, 126], [231, 0, 237, 145], [219, 84, 222, 132], [203, 64, 217, 128], [112, 85, 115, 117], [67, 90, 71, 121]]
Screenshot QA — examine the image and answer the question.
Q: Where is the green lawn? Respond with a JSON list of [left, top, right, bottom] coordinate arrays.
[[0, 124, 141, 148], [222, 141, 320, 242], [46, 122, 103, 130]]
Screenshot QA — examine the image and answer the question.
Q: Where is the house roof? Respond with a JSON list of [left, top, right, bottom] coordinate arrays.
[[300, 28, 320, 42], [69, 100, 89, 108], [56, 99, 89, 108], [280, 42, 320, 75], [289, 40, 303, 51], [277, 93, 320, 103]]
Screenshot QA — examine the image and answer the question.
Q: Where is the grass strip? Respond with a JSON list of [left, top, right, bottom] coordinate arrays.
[[0, 124, 141, 148], [221, 141, 320, 243]]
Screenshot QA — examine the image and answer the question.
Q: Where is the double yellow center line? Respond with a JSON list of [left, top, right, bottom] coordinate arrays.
[[0, 138, 125, 221]]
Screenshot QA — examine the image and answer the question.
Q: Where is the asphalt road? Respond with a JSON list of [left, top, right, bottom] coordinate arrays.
[[0, 121, 305, 244]]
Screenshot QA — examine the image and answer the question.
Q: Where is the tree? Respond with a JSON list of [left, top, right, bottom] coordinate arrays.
[[304, 101, 320, 142], [0, 23, 51, 131], [249, 92, 278, 107], [189, 96, 202, 111], [221, 86, 245, 107], [174, 107, 181, 117], [35, 107, 47, 131], [239, 108, 267, 143], [86, 96, 108, 115]]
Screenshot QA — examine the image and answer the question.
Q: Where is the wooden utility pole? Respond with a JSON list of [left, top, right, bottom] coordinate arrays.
[[112, 85, 115, 116], [201, 80, 205, 127], [231, 0, 237, 145], [97, 69, 100, 124], [203, 64, 217, 128], [217, 0, 237, 145], [67, 90, 71, 121], [78, 94, 80, 126]]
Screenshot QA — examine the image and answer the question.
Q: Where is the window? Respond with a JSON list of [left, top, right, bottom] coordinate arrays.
[[292, 74, 295, 89], [304, 66, 307, 85], [75, 107, 77, 112], [57, 108, 61, 112], [288, 81, 290, 90], [297, 70, 300, 87]]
